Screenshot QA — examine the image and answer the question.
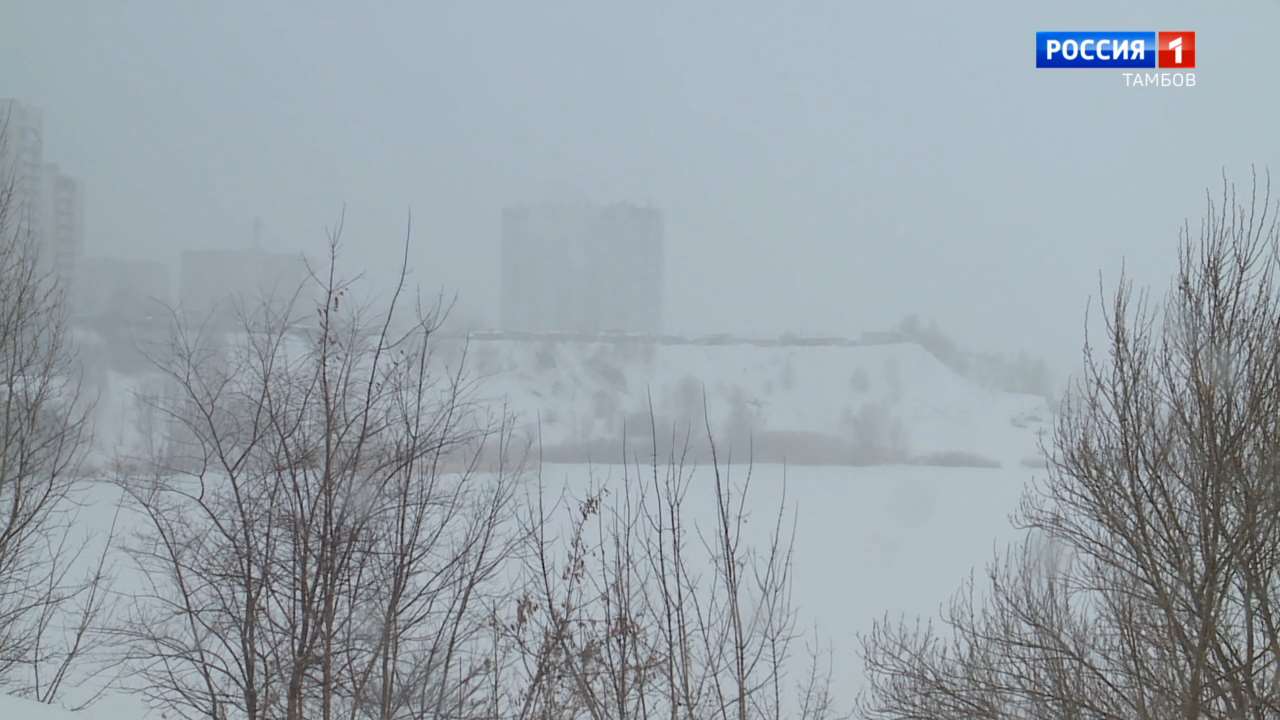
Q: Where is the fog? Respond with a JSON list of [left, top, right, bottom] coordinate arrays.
[[7, 1, 1278, 373], [8, 3, 1280, 718]]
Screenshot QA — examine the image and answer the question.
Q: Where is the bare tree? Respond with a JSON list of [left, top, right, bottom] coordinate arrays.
[[109, 207, 844, 720], [858, 171, 1280, 720], [501, 402, 848, 720], [114, 224, 524, 720], [0, 109, 114, 706]]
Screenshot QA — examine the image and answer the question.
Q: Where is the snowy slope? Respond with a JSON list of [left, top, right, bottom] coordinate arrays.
[[0, 692, 149, 719], [0, 695, 84, 720], [83, 334, 1053, 467], [468, 338, 1051, 465]]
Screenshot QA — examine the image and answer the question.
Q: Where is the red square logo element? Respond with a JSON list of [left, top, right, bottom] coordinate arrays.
[[1158, 31, 1195, 68]]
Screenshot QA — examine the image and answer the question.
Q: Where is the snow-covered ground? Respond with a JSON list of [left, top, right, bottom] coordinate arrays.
[[542, 461, 1033, 711], [14, 461, 1033, 718], [0, 691, 149, 719], [54, 335, 1047, 716], [0, 694, 88, 720]]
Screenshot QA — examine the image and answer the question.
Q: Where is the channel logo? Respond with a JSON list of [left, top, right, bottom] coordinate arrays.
[[1036, 31, 1195, 69]]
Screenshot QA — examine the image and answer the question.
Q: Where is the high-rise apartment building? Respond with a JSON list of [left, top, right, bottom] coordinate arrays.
[[0, 99, 84, 286], [39, 163, 83, 282], [0, 99, 45, 246]]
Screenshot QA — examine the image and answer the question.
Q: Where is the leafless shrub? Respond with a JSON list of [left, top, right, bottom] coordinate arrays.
[[107, 213, 845, 720], [499, 401, 850, 720], [0, 112, 114, 707], [114, 224, 525, 720], [859, 171, 1280, 719]]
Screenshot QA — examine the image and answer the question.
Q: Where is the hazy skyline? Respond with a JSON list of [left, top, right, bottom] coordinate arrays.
[[4, 1, 1278, 373]]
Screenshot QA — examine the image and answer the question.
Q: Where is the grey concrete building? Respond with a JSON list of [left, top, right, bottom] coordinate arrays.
[[0, 100, 85, 287]]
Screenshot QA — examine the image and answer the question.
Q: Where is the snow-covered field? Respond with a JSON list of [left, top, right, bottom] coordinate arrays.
[[39, 336, 1047, 716], [0, 693, 153, 720], [0, 693, 96, 720], [17, 460, 1033, 717], [542, 461, 1033, 710]]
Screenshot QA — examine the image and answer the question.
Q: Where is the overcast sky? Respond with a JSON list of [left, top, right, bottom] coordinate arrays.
[[4, 1, 1277, 373]]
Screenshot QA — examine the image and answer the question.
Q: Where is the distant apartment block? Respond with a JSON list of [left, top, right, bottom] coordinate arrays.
[[179, 249, 310, 327], [39, 164, 84, 282], [500, 203, 664, 334], [0, 99, 85, 287], [0, 99, 44, 244]]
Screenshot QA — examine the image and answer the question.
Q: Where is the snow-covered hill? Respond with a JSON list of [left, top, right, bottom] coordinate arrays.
[[467, 337, 1052, 466], [83, 333, 1053, 469]]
